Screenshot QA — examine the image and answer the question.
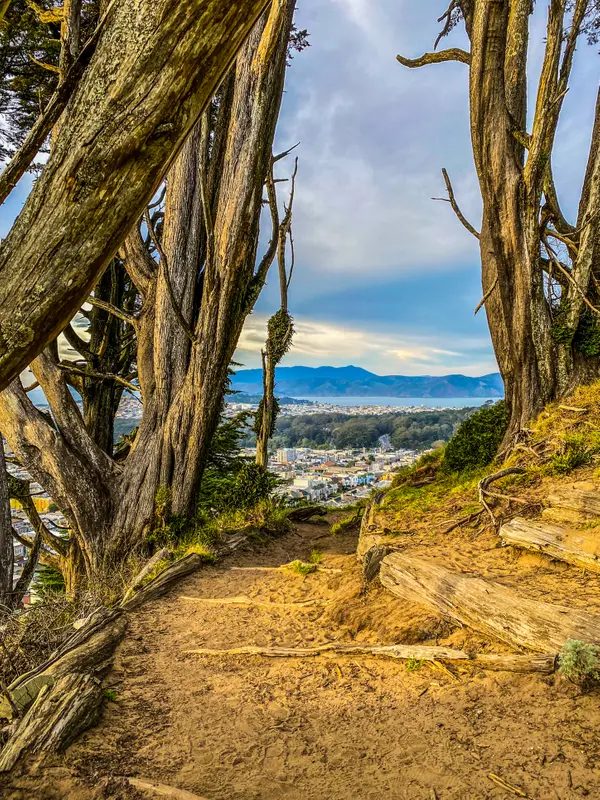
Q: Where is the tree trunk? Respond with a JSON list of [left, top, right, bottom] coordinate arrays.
[[0, 0, 272, 390], [0, 441, 14, 607]]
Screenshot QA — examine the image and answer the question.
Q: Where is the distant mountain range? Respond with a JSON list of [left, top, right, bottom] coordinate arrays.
[[230, 365, 504, 399]]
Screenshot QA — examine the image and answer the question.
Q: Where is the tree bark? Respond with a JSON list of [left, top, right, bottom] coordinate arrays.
[[0, 1, 298, 590], [0, 0, 272, 390]]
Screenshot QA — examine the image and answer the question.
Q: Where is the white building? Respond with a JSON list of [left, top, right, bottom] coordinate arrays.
[[276, 448, 298, 464]]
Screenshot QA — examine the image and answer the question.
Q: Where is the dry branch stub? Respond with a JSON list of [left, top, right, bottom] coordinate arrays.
[[379, 552, 600, 652], [500, 517, 600, 572]]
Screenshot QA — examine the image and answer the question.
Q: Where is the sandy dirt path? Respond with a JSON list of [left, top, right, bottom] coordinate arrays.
[[3, 522, 600, 800]]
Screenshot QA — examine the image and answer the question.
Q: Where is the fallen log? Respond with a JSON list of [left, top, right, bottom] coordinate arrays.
[[122, 547, 174, 603], [121, 553, 205, 611], [179, 595, 330, 609], [1, 610, 127, 720], [379, 552, 600, 652], [500, 517, 600, 572], [229, 565, 342, 574], [547, 486, 600, 516], [128, 778, 210, 800], [0, 673, 103, 771], [183, 643, 555, 672]]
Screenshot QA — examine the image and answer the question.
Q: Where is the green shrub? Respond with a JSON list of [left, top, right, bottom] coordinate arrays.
[[32, 565, 66, 595], [442, 401, 508, 473], [405, 658, 425, 671], [558, 640, 600, 688]]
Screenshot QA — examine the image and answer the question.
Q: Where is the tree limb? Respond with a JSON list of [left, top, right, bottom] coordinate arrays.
[[434, 168, 480, 239], [474, 276, 498, 316], [86, 296, 137, 328], [57, 363, 139, 393], [396, 48, 470, 68]]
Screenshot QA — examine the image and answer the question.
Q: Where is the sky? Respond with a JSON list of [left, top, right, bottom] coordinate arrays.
[[2, 1, 599, 378]]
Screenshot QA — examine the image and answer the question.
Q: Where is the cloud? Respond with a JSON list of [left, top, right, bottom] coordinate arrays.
[[237, 314, 496, 376]]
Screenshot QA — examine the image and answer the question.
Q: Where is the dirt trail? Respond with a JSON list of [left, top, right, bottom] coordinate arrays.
[[4, 522, 600, 800]]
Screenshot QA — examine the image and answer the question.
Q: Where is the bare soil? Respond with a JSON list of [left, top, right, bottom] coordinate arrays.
[[3, 518, 600, 800]]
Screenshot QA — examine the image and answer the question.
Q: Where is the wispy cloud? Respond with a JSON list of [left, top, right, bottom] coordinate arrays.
[[237, 314, 496, 376]]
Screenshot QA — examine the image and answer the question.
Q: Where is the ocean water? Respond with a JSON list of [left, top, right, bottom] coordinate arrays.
[[292, 396, 502, 408]]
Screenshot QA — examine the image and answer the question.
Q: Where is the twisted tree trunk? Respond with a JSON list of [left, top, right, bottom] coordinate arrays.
[[0, 0, 272, 390]]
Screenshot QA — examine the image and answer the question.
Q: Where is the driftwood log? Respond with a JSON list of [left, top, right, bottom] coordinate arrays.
[[547, 486, 600, 516], [127, 778, 210, 799], [500, 517, 600, 572], [379, 552, 600, 652], [1, 607, 126, 721], [179, 595, 330, 609], [121, 553, 206, 611], [184, 642, 555, 673], [122, 547, 174, 603], [0, 673, 103, 771]]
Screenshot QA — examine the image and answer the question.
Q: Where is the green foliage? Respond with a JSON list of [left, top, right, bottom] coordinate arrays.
[[103, 689, 118, 702], [330, 508, 363, 535], [442, 401, 508, 473], [405, 658, 425, 671], [0, 0, 99, 158], [549, 431, 600, 474], [308, 549, 322, 564], [263, 407, 479, 452], [286, 559, 317, 575], [574, 310, 600, 356], [32, 565, 65, 595], [558, 640, 600, 688]]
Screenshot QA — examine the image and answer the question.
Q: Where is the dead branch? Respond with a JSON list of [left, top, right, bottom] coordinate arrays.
[[478, 468, 526, 528], [183, 642, 555, 673], [474, 276, 498, 316], [438, 509, 484, 535], [396, 49, 470, 69], [434, 168, 480, 239], [434, 0, 460, 50], [57, 363, 139, 394], [86, 296, 137, 328]]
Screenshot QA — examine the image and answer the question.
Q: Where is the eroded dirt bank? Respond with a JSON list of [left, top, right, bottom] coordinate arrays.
[[3, 521, 600, 800]]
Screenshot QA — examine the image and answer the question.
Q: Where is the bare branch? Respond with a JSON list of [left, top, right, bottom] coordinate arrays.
[[396, 48, 470, 69], [474, 276, 498, 316], [252, 159, 281, 293], [434, 168, 480, 239], [434, 0, 460, 50], [57, 363, 139, 394], [87, 295, 137, 328], [273, 141, 300, 163]]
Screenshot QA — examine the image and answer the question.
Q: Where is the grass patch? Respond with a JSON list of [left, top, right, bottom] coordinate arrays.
[[286, 559, 318, 575], [405, 658, 425, 671], [308, 549, 322, 564], [103, 688, 118, 702]]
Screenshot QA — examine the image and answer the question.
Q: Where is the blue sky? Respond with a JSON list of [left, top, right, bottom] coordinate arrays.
[[2, 1, 599, 378]]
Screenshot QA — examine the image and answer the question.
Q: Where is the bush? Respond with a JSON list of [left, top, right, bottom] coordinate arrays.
[[442, 401, 508, 473], [558, 640, 600, 688]]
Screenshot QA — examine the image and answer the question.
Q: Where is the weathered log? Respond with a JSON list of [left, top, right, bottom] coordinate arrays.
[[179, 595, 330, 609], [122, 547, 174, 603], [0, 673, 103, 771], [500, 517, 600, 572], [229, 565, 342, 574], [286, 506, 327, 522], [183, 643, 555, 673], [547, 486, 600, 516], [1, 609, 126, 720], [128, 778, 210, 800], [379, 552, 600, 652], [121, 553, 205, 611]]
